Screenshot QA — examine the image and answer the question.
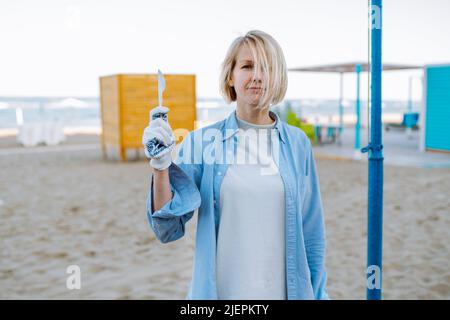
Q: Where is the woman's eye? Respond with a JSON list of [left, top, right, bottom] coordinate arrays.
[[242, 65, 252, 69]]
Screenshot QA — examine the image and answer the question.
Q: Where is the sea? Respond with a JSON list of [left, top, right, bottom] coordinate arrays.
[[0, 96, 422, 130]]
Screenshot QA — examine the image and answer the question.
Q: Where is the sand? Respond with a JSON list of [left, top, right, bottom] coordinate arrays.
[[0, 134, 449, 299]]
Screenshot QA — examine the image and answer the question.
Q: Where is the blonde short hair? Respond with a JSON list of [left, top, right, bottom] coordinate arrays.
[[219, 30, 288, 109]]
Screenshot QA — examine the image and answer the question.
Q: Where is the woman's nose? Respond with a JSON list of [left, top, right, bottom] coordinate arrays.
[[251, 74, 262, 84], [251, 69, 264, 83]]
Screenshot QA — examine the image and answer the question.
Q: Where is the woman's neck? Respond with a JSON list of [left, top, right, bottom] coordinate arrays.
[[236, 103, 275, 125]]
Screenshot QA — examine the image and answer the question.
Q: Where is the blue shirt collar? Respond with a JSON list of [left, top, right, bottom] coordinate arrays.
[[221, 109, 286, 144]]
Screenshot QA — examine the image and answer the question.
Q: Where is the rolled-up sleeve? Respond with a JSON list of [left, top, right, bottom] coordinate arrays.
[[301, 142, 330, 300], [146, 132, 202, 244]]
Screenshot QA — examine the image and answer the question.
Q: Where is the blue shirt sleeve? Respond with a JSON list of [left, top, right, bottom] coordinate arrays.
[[301, 141, 330, 300], [146, 132, 202, 244]]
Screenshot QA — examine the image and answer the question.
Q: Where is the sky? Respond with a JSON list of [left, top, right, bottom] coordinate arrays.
[[1, 0, 449, 101]]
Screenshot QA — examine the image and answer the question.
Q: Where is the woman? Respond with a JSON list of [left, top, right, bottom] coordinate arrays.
[[142, 30, 329, 300]]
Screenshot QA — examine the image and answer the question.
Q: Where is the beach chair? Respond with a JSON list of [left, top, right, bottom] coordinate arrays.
[[17, 122, 66, 147], [42, 122, 65, 145], [327, 126, 337, 143], [314, 125, 323, 144], [17, 124, 43, 147], [402, 112, 419, 128], [385, 112, 419, 131]]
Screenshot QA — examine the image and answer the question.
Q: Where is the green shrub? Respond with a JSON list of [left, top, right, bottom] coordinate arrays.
[[286, 110, 316, 144]]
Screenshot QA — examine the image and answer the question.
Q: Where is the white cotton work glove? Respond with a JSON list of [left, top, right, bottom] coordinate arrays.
[[142, 106, 175, 170]]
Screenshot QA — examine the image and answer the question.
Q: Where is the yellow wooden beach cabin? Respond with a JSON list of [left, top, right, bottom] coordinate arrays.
[[99, 74, 196, 161]]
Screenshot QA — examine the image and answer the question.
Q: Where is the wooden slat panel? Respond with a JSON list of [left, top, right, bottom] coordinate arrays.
[[99, 75, 120, 148], [121, 74, 196, 147], [100, 73, 196, 159]]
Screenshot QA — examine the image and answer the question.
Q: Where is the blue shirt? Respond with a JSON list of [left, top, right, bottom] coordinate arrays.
[[146, 110, 329, 300]]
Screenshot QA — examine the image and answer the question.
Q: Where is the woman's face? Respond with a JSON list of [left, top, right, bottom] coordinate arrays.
[[229, 45, 265, 107]]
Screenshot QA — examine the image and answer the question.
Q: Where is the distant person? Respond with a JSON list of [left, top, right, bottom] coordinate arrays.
[[142, 30, 329, 300]]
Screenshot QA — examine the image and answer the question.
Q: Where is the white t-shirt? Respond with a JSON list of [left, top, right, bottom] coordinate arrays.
[[216, 113, 286, 300]]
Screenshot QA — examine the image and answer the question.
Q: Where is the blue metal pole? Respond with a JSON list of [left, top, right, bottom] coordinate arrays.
[[406, 76, 413, 137], [407, 76, 413, 114], [355, 64, 362, 153], [366, 0, 384, 300], [339, 72, 344, 137]]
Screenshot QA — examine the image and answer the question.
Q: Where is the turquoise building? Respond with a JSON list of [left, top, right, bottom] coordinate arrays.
[[421, 64, 450, 152]]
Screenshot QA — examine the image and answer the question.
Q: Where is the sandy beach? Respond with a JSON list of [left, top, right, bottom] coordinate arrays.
[[0, 134, 449, 299]]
